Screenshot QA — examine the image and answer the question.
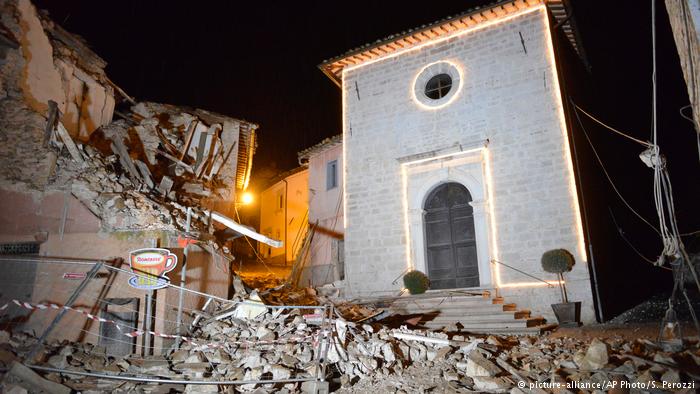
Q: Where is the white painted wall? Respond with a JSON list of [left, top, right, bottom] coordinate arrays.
[[341, 6, 595, 322], [303, 143, 344, 286]]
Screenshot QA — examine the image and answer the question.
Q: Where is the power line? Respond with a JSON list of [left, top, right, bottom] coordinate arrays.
[[570, 100, 661, 236], [571, 102, 652, 147]]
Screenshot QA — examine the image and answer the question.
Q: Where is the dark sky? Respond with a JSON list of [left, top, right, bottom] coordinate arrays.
[[32, 0, 700, 318], [35, 0, 699, 250]]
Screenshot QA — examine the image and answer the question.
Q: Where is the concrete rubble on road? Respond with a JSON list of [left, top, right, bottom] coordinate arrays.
[[2, 294, 700, 393]]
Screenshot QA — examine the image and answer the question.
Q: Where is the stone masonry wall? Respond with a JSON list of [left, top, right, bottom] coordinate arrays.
[[342, 7, 595, 322]]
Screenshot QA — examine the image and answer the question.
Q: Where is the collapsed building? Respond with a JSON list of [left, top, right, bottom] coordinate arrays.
[[0, 0, 261, 353]]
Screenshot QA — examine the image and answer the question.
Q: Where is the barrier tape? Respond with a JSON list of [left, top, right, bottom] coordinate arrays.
[[0, 299, 314, 350]]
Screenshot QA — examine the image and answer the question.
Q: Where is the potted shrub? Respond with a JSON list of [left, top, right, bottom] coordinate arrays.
[[403, 270, 430, 295], [541, 249, 581, 327]]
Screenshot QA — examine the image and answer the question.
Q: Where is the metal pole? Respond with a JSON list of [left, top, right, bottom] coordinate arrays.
[[26, 365, 314, 385], [27, 261, 103, 361], [175, 207, 192, 349], [143, 238, 158, 356], [144, 290, 153, 356]]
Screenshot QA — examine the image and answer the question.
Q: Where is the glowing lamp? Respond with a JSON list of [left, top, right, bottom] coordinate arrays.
[[240, 192, 254, 205]]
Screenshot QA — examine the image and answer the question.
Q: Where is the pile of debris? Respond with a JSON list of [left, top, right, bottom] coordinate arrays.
[[2, 298, 700, 393], [46, 101, 257, 233], [1, 0, 258, 237]]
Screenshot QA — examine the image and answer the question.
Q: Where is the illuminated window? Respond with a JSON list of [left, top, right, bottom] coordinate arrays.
[[425, 74, 452, 99], [327, 160, 338, 190]]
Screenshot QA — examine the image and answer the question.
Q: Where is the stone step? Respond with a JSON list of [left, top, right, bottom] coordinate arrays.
[[423, 312, 529, 323], [421, 316, 544, 328], [422, 309, 531, 320], [390, 303, 519, 314], [390, 307, 531, 320], [423, 324, 556, 335], [391, 298, 497, 309]]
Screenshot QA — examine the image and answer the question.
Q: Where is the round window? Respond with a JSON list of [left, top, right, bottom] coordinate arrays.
[[425, 73, 452, 100], [412, 61, 462, 109]]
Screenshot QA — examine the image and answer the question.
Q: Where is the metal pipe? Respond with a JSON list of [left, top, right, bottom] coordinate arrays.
[[27, 262, 103, 360], [26, 365, 314, 385], [144, 290, 153, 356], [175, 207, 192, 349]]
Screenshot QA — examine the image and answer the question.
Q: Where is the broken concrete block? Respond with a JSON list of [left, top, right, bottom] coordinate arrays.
[[3, 362, 71, 394], [576, 338, 608, 370], [158, 175, 174, 196], [465, 351, 501, 377]]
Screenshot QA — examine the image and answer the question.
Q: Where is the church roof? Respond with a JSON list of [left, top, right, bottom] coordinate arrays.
[[319, 0, 586, 86]]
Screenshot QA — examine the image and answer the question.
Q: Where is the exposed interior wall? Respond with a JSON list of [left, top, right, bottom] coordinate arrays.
[[301, 144, 344, 287], [341, 7, 595, 322], [0, 0, 115, 189], [258, 169, 309, 265]]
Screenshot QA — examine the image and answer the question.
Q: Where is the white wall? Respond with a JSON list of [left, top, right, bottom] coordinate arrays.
[[304, 144, 344, 286], [341, 6, 594, 322]]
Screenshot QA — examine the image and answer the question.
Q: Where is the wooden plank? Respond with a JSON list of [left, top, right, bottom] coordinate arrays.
[[134, 160, 154, 189], [110, 140, 141, 182], [43, 100, 59, 146], [493, 6, 507, 16], [179, 120, 198, 160], [156, 150, 195, 174], [55, 121, 84, 164]]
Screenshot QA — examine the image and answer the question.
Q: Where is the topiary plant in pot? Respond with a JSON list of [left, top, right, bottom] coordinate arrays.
[[403, 270, 430, 295], [541, 249, 581, 327]]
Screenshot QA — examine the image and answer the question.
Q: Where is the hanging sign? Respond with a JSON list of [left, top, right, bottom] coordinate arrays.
[[128, 248, 177, 290]]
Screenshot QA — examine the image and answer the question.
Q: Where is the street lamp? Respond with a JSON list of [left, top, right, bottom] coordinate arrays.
[[239, 191, 254, 206]]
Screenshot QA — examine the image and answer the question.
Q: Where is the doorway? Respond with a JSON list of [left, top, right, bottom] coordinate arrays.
[[424, 182, 479, 289]]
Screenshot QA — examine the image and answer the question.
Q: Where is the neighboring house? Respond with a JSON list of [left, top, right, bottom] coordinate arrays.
[[0, 0, 260, 353], [258, 167, 309, 266], [318, 0, 598, 323], [298, 135, 344, 286]]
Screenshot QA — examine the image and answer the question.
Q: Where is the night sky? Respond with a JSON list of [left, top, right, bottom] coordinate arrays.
[[34, 0, 700, 304]]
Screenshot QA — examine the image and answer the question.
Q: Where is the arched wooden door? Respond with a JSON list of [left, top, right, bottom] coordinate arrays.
[[424, 183, 479, 289]]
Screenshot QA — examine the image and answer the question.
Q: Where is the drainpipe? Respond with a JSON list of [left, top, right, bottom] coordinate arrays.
[[282, 179, 288, 266], [546, 10, 603, 322]]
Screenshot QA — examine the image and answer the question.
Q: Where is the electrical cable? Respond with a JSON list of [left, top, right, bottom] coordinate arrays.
[[571, 102, 652, 147], [571, 102, 661, 235], [608, 207, 672, 270]]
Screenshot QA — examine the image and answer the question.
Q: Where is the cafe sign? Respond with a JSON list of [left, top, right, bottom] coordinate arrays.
[[128, 248, 177, 290]]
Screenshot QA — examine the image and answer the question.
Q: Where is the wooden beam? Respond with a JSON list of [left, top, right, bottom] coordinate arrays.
[[493, 6, 507, 16], [504, 3, 518, 12]]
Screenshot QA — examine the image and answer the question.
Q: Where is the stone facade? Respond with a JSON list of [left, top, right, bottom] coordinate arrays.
[[340, 6, 595, 322]]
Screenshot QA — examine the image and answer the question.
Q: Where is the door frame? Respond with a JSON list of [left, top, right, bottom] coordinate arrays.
[[403, 152, 494, 288]]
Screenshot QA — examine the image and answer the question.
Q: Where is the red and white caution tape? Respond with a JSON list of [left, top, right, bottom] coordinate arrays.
[[0, 299, 314, 350]]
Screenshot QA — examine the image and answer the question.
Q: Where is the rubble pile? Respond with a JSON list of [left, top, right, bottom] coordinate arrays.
[[2, 303, 700, 393], [47, 101, 256, 233]]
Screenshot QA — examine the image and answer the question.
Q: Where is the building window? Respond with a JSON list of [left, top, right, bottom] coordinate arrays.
[[412, 61, 462, 109], [425, 73, 452, 100], [326, 160, 338, 190]]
